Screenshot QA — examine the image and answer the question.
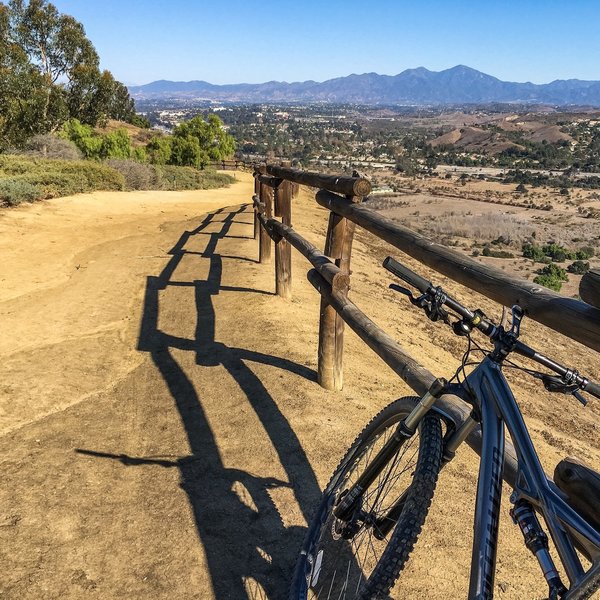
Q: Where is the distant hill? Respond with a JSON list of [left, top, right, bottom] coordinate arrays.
[[429, 116, 576, 154], [129, 66, 600, 106]]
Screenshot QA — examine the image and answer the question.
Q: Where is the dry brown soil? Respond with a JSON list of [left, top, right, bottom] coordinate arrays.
[[1, 172, 599, 599]]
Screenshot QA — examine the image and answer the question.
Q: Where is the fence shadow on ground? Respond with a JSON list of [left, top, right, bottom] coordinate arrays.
[[78, 205, 322, 599]]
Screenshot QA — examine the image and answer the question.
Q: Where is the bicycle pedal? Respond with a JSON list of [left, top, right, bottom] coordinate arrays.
[[564, 560, 600, 600]]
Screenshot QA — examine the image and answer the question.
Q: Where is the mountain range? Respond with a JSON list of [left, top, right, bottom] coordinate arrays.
[[129, 65, 600, 106]]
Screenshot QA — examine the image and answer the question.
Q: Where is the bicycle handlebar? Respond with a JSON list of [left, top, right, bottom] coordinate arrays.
[[383, 256, 600, 401], [585, 379, 600, 398], [383, 256, 432, 294]]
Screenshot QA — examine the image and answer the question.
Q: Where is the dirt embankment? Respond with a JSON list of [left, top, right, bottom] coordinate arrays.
[[1, 173, 599, 599]]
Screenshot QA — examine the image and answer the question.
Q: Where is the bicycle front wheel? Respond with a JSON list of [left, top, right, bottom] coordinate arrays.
[[290, 397, 443, 600]]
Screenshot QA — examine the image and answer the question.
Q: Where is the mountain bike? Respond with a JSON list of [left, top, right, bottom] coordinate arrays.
[[290, 255, 600, 600]]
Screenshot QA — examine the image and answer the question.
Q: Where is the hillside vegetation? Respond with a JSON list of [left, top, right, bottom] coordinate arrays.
[[0, 0, 237, 208], [0, 154, 234, 207]]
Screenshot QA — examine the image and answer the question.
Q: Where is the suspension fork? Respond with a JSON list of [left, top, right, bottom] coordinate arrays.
[[373, 410, 480, 539], [333, 379, 446, 522]]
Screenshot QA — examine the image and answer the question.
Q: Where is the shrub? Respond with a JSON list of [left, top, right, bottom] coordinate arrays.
[[541, 243, 574, 263], [105, 159, 159, 190], [537, 263, 568, 280], [533, 263, 568, 291], [155, 165, 234, 190], [146, 136, 172, 165], [100, 129, 132, 159], [133, 146, 148, 163], [0, 179, 42, 206], [482, 247, 515, 259], [24, 135, 82, 161], [0, 155, 124, 200], [17, 171, 89, 197], [60, 119, 103, 159], [567, 260, 590, 275], [533, 274, 564, 291], [56, 162, 125, 192], [522, 243, 546, 262]]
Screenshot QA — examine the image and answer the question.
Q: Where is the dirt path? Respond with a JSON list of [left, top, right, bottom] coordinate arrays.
[[1, 174, 599, 599]]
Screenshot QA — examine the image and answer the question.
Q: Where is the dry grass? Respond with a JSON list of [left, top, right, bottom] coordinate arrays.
[[408, 212, 534, 246]]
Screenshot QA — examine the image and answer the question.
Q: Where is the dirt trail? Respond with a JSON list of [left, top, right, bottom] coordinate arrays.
[[1, 174, 599, 599]]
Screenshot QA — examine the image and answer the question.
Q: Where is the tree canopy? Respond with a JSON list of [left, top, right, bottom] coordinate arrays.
[[0, 0, 141, 149]]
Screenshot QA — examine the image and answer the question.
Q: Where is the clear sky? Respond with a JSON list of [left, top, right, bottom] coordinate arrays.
[[49, 0, 599, 86]]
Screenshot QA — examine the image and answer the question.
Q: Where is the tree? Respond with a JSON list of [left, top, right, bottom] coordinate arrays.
[[170, 135, 207, 168], [100, 129, 131, 159], [8, 0, 98, 129], [0, 3, 47, 148], [146, 136, 172, 165], [1, 0, 143, 146], [173, 114, 236, 162]]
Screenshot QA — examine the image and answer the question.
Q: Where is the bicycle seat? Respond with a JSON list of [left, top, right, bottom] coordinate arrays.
[[554, 457, 600, 531]]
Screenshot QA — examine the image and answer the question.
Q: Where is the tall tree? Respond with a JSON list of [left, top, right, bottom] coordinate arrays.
[[0, 3, 47, 147], [8, 0, 98, 129], [1, 0, 142, 147]]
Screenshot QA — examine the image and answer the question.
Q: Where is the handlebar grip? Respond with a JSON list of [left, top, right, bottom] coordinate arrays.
[[383, 256, 432, 294], [583, 379, 600, 400]]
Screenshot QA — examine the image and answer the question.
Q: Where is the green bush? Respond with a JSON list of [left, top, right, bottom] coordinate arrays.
[[100, 129, 132, 159], [0, 155, 124, 200], [17, 171, 89, 197], [533, 274, 564, 291], [54, 162, 125, 192], [146, 136, 172, 165], [567, 260, 590, 275], [155, 165, 234, 190], [482, 246, 514, 259], [0, 154, 233, 206], [522, 243, 546, 262], [533, 263, 568, 291], [541, 243, 574, 263], [537, 263, 568, 280], [60, 119, 103, 159], [0, 179, 42, 206]]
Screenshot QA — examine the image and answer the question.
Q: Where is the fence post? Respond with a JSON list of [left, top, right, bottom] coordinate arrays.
[[253, 172, 260, 240], [259, 181, 273, 264], [274, 172, 293, 299], [317, 196, 358, 390]]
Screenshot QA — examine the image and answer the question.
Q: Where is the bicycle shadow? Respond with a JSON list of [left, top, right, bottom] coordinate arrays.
[[79, 205, 322, 598]]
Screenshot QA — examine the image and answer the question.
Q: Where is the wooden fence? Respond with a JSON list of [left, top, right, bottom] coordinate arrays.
[[251, 163, 600, 487], [206, 159, 251, 171]]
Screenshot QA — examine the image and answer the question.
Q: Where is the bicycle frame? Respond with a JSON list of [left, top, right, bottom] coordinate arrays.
[[450, 356, 600, 599]]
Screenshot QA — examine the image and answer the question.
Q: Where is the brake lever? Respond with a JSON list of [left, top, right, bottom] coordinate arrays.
[[389, 284, 429, 308], [389, 283, 415, 300], [537, 373, 588, 406]]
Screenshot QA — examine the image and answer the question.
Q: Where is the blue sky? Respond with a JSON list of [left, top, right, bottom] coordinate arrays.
[[50, 0, 600, 86]]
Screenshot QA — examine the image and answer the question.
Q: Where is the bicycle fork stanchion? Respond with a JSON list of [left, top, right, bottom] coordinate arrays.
[[333, 378, 446, 522]]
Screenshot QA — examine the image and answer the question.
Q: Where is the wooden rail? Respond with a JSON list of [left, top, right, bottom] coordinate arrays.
[[251, 163, 600, 486], [316, 189, 600, 352], [206, 159, 251, 171]]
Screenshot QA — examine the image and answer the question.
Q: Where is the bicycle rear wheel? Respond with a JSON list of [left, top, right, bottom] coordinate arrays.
[[290, 397, 443, 600]]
